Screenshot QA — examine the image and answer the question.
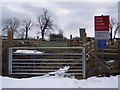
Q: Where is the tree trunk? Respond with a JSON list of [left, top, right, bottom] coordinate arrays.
[[110, 29, 112, 41], [25, 30, 28, 39], [113, 33, 116, 41], [41, 30, 45, 40]]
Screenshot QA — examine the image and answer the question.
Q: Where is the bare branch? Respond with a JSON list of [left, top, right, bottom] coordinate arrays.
[[110, 18, 120, 40], [2, 17, 20, 37], [21, 18, 34, 39], [36, 8, 53, 40], [109, 18, 117, 41], [113, 22, 120, 39]]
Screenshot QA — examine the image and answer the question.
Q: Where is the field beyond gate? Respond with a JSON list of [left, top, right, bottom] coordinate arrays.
[[8, 47, 86, 79]]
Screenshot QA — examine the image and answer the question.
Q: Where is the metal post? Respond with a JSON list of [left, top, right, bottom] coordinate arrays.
[[80, 32, 86, 79], [82, 47, 86, 78], [8, 47, 12, 75]]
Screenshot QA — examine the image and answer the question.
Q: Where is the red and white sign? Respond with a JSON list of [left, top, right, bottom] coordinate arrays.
[[94, 15, 110, 39], [95, 16, 109, 31]]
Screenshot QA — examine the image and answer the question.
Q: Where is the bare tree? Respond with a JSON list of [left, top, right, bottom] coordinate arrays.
[[109, 18, 120, 41], [37, 8, 53, 40], [16, 27, 26, 39], [21, 19, 34, 39], [113, 22, 120, 40], [109, 18, 117, 41], [2, 18, 20, 37]]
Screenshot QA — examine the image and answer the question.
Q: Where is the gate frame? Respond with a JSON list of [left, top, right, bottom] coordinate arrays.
[[8, 46, 86, 78], [8, 47, 12, 75]]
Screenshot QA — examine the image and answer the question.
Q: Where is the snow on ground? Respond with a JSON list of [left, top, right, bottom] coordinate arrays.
[[1, 75, 118, 88], [0, 76, 2, 89], [2, 51, 119, 88], [46, 66, 70, 77], [14, 50, 44, 54]]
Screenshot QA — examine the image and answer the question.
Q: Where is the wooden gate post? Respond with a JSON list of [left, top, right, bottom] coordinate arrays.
[[94, 39, 98, 55], [7, 31, 13, 75], [118, 39, 120, 69], [0, 36, 2, 75], [90, 38, 92, 61], [118, 39, 120, 60], [8, 47, 12, 75], [7, 31, 13, 47]]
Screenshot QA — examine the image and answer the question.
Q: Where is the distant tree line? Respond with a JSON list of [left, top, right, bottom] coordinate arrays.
[[2, 8, 120, 41], [2, 8, 61, 40]]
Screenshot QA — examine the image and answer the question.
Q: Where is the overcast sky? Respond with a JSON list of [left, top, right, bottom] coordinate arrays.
[[1, 0, 119, 39]]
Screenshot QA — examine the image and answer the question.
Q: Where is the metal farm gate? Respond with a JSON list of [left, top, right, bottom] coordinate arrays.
[[8, 47, 86, 78]]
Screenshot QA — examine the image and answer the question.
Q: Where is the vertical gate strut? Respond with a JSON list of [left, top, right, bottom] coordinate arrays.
[[8, 47, 12, 75]]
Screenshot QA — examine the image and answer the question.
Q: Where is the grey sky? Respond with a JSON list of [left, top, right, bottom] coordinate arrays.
[[1, 1, 119, 39]]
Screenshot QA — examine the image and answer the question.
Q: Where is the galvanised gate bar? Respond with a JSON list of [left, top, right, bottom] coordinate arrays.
[[8, 46, 86, 79]]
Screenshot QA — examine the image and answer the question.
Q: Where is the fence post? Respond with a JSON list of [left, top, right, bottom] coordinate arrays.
[[0, 36, 2, 75], [90, 38, 92, 61], [94, 39, 98, 55], [7, 31, 13, 47], [8, 47, 12, 75], [118, 39, 120, 70], [82, 32, 86, 78]]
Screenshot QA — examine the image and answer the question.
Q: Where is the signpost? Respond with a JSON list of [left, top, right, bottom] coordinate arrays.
[[94, 15, 110, 61]]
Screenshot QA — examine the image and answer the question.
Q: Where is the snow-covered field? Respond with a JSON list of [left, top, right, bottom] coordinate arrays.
[[0, 75, 118, 88]]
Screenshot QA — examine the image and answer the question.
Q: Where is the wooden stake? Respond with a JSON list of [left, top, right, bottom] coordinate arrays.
[[7, 31, 13, 47]]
